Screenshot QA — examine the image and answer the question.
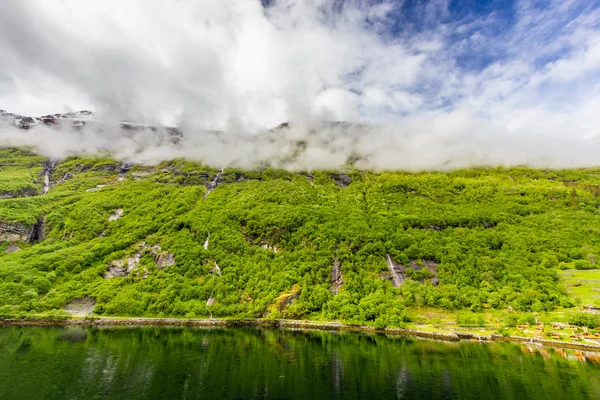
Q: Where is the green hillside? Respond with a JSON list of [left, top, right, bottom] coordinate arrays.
[[1, 147, 600, 329]]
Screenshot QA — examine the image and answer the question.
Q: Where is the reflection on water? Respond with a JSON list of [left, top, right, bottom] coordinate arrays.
[[0, 326, 599, 400]]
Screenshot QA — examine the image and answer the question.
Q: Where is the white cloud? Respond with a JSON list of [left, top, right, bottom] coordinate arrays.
[[0, 0, 599, 170]]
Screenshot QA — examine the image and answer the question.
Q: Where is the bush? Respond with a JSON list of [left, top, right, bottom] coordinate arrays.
[[569, 313, 600, 328], [504, 313, 519, 327], [46, 309, 72, 321], [574, 260, 596, 270], [456, 311, 485, 327], [0, 305, 16, 319], [518, 313, 536, 325], [33, 277, 52, 294], [495, 326, 510, 337]]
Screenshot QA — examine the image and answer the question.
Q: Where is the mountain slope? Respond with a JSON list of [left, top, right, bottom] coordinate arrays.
[[1, 147, 600, 327]]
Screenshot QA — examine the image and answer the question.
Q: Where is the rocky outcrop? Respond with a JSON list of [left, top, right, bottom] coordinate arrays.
[[108, 209, 123, 221], [1, 109, 181, 138], [204, 169, 224, 198], [0, 187, 39, 199], [301, 172, 315, 186], [386, 255, 406, 287], [104, 257, 137, 278], [0, 217, 45, 244], [424, 260, 439, 286], [64, 297, 96, 316], [0, 221, 31, 242], [329, 172, 352, 188], [55, 172, 73, 185], [153, 250, 175, 269], [275, 284, 301, 311], [104, 243, 175, 278], [385, 255, 439, 287], [1, 109, 93, 129], [330, 258, 343, 295], [120, 162, 133, 174], [210, 262, 222, 276], [261, 243, 279, 252], [29, 216, 45, 243], [85, 172, 129, 193], [5, 243, 20, 253], [42, 160, 58, 195]]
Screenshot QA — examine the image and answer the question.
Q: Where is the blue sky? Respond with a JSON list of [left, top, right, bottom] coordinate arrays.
[[255, 0, 600, 124]]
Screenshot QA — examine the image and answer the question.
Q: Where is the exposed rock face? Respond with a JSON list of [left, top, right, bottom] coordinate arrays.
[[302, 172, 315, 186], [64, 297, 96, 316], [119, 162, 133, 174], [1, 109, 183, 146], [0, 188, 39, 199], [279, 292, 299, 311], [1, 109, 93, 129], [385, 255, 439, 287], [424, 260, 439, 286], [275, 284, 301, 311], [104, 243, 175, 278], [131, 171, 151, 180], [204, 169, 224, 198], [0, 217, 45, 244], [261, 243, 279, 252], [104, 258, 137, 278], [108, 208, 123, 221], [42, 173, 50, 195], [210, 262, 222, 276], [56, 172, 73, 185], [5, 243, 20, 254], [386, 255, 406, 287], [104, 247, 144, 278], [147, 244, 175, 270], [329, 172, 352, 188], [330, 258, 343, 295], [86, 173, 128, 193], [42, 160, 58, 195], [0, 221, 31, 242], [153, 251, 175, 269], [86, 185, 108, 193], [29, 216, 45, 243]]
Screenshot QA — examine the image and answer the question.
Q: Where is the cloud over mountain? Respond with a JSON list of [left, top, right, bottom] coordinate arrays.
[[0, 0, 599, 169]]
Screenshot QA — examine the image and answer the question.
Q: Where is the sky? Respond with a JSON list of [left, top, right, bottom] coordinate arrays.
[[1, 0, 600, 169]]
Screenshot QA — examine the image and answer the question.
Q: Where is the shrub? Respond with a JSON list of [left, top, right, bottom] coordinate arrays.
[[456, 311, 485, 327], [569, 313, 600, 328]]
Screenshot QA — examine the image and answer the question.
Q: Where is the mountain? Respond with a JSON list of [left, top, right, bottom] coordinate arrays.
[[1, 109, 95, 129], [0, 109, 186, 145], [0, 119, 599, 330]]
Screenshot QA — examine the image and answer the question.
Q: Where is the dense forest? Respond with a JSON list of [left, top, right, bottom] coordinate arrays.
[[1, 147, 600, 328]]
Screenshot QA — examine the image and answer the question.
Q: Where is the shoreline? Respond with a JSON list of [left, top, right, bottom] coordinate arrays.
[[3, 316, 600, 352]]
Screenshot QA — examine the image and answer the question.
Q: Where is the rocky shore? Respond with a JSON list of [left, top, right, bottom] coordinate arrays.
[[3, 316, 600, 352]]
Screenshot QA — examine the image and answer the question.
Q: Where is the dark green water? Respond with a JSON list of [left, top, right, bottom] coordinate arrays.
[[0, 326, 599, 400]]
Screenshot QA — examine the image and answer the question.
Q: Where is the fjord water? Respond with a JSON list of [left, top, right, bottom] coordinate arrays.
[[0, 326, 598, 400]]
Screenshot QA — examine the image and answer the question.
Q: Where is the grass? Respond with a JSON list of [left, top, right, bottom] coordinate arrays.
[[559, 269, 600, 306], [0, 168, 42, 196], [0, 148, 45, 198]]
